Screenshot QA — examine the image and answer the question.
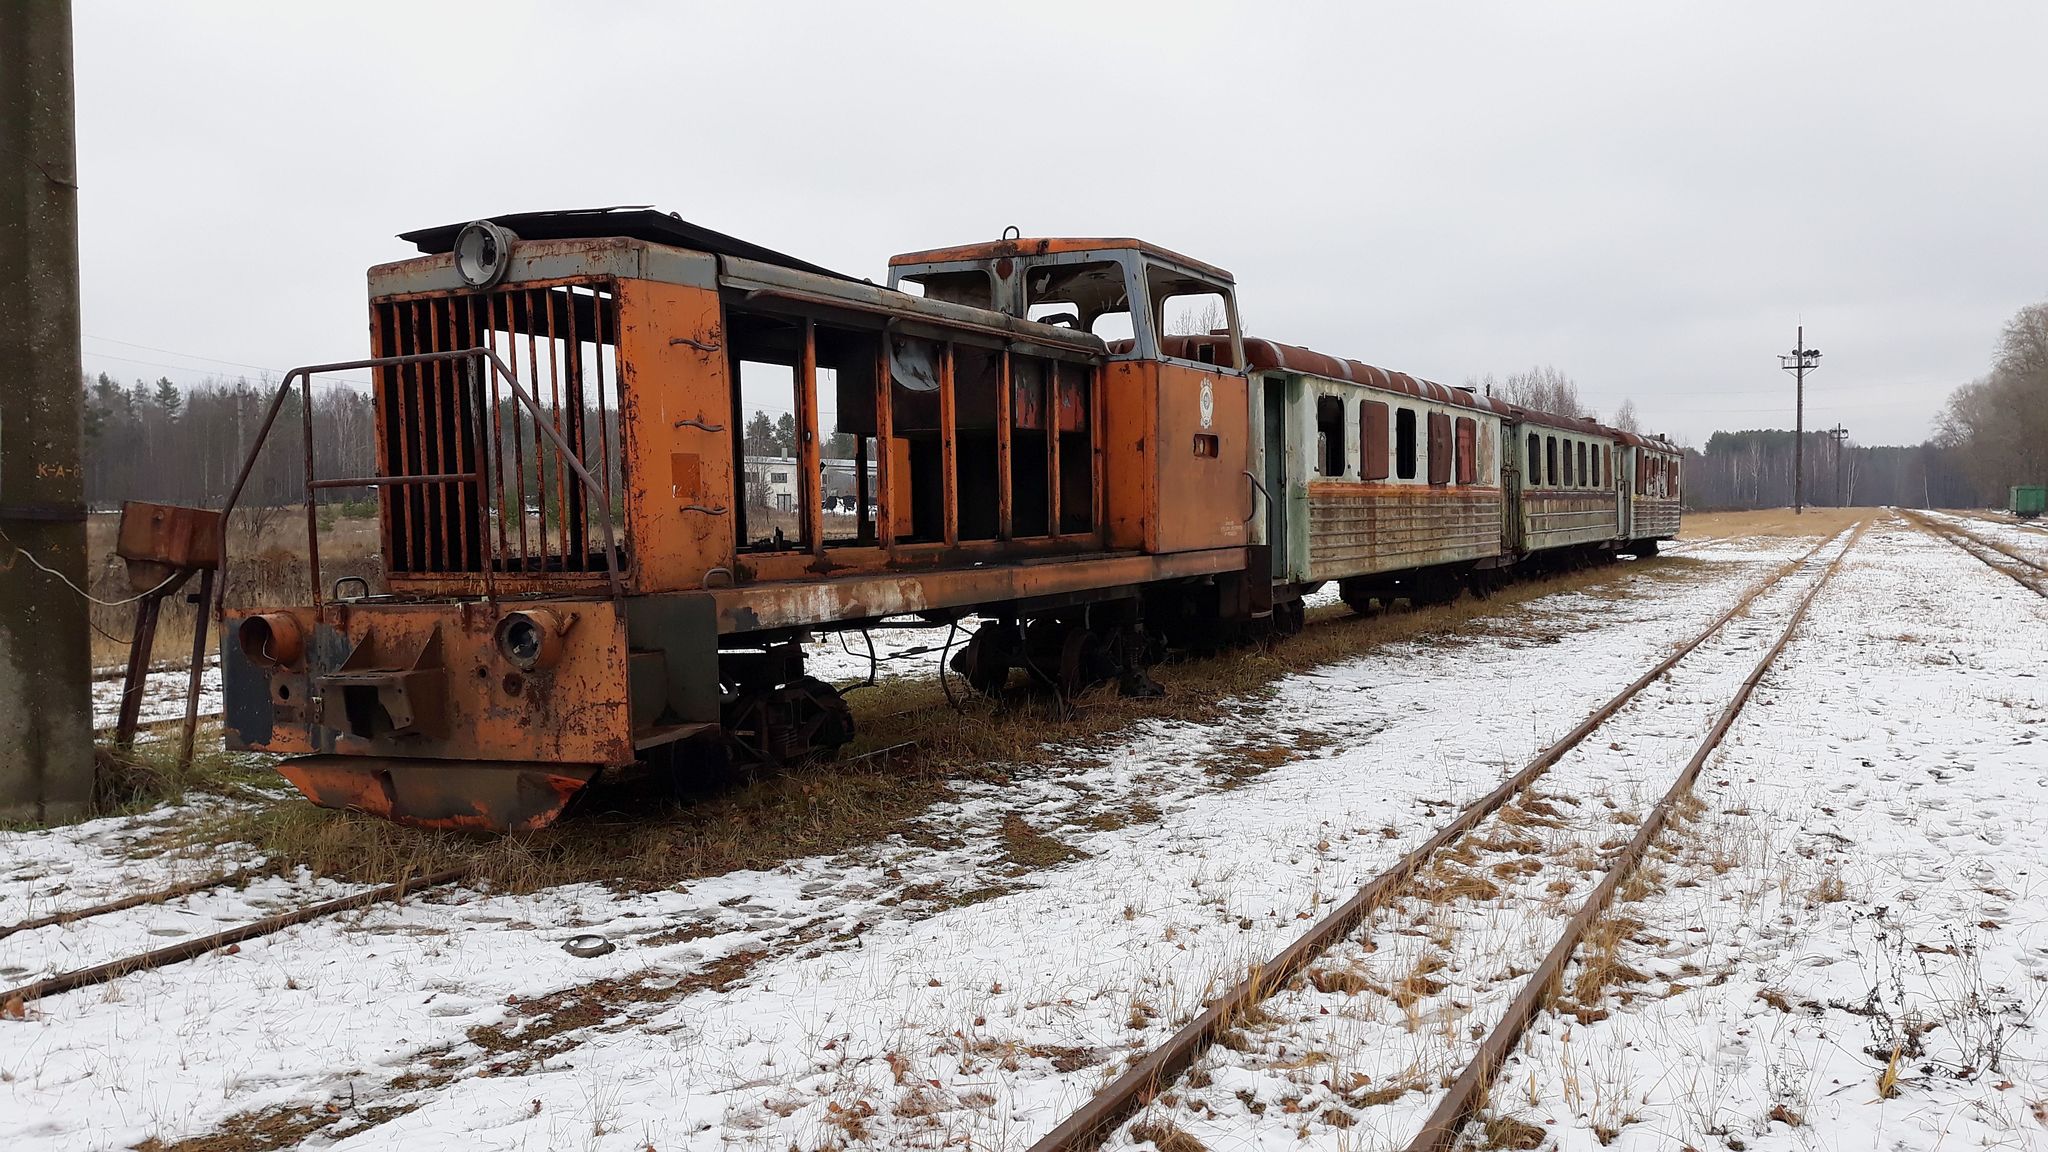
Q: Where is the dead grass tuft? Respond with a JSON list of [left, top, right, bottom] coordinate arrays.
[[998, 813, 1089, 872], [1130, 1118, 1211, 1152]]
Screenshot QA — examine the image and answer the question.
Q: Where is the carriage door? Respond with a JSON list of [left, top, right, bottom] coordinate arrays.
[[1500, 423, 1524, 554], [1617, 445, 1636, 539], [1262, 376, 1289, 582]]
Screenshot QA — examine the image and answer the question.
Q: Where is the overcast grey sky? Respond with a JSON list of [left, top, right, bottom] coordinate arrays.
[[71, 1, 2048, 446]]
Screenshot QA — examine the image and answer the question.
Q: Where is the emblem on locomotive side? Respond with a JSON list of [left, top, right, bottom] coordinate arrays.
[[1199, 377, 1214, 429]]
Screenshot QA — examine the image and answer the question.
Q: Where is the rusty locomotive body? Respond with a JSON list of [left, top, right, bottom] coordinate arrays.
[[220, 210, 1681, 830]]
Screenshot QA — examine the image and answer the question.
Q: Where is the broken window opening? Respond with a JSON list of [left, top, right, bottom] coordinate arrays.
[[1010, 356, 1052, 538], [954, 346, 1003, 542], [1149, 265, 1238, 368], [1526, 433, 1541, 487], [1317, 395, 1346, 477], [889, 334, 947, 544], [726, 310, 809, 554], [1545, 435, 1558, 487], [1055, 361, 1095, 535], [1577, 442, 1588, 488], [1395, 408, 1418, 481], [1027, 260, 1134, 346], [818, 324, 882, 548], [898, 270, 994, 309]]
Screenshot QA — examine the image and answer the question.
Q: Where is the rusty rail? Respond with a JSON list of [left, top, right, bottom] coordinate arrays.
[[1407, 520, 1862, 1150], [211, 347, 623, 621], [0, 867, 262, 942], [0, 868, 470, 1008], [1024, 530, 1847, 1152], [1904, 509, 2048, 598]]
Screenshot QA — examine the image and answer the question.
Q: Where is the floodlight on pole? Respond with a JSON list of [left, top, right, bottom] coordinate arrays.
[[1778, 326, 1821, 514]]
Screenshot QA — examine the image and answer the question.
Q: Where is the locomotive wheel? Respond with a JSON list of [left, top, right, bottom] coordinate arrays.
[[949, 622, 1017, 696], [1272, 598, 1305, 636], [1058, 628, 1114, 697], [722, 675, 855, 768], [1337, 578, 1378, 616]]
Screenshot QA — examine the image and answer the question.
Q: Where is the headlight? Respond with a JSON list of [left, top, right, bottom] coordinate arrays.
[[237, 613, 305, 669], [495, 609, 565, 672]]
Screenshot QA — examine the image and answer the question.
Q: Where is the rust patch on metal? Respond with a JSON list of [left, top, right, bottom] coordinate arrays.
[[276, 756, 599, 832]]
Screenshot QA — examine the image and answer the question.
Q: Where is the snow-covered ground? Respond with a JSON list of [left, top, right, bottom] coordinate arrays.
[[9, 518, 2041, 1151], [89, 659, 220, 733], [1489, 514, 2048, 1150]]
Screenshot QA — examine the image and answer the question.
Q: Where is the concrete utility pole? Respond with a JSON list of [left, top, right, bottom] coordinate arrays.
[[1779, 326, 1822, 514], [0, 0, 95, 823], [1827, 424, 1849, 507]]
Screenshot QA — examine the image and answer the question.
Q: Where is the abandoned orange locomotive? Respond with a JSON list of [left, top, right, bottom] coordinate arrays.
[[219, 209, 1681, 831]]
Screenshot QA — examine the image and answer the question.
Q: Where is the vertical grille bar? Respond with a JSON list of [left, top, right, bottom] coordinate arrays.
[[592, 292, 615, 555], [560, 288, 581, 569], [514, 291, 537, 570], [537, 286, 559, 572]]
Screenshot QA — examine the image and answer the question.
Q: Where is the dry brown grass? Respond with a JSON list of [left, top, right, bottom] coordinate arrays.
[[86, 506, 383, 668], [1679, 506, 1871, 540]]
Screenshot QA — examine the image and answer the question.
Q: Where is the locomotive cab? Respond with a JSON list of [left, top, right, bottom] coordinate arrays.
[[888, 238, 1254, 557]]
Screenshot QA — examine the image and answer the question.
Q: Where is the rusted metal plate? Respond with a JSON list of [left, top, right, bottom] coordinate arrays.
[[116, 501, 221, 572], [708, 547, 1246, 634], [224, 598, 634, 768], [275, 755, 599, 832]]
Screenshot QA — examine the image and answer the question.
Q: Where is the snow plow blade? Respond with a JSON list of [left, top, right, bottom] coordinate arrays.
[[275, 756, 600, 832]]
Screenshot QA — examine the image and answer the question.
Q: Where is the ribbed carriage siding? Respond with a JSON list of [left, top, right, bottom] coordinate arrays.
[[1623, 433, 1683, 541], [1512, 410, 1626, 551], [1162, 336, 1511, 584]]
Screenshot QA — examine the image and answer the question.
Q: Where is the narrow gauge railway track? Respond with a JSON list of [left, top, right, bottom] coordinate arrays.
[[0, 867, 265, 942], [1028, 525, 1862, 1152], [1903, 509, 2048, 599], [0, 868, 469, 1010]]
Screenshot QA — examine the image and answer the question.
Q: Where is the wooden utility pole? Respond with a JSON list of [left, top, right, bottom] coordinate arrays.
[[0, 0, 94, 822], [1826, 424, 1849, 507], [1779, 327, 1822, 514]]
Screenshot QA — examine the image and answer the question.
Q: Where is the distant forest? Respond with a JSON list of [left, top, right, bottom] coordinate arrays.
[[79, 299, 2047, 514]]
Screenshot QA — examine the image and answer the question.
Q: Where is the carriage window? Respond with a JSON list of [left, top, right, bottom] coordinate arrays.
[[1395, 408, 1418, 480], [1427, 411, 1452, 486], [1455, 418, 1477, 485], [1526, 433, 1541, 486], [1362, 400, 1391, 480], [1317, 395, 1346, 477], [1576, 442, 1588, 487], [1545, 436, 1558, 486]]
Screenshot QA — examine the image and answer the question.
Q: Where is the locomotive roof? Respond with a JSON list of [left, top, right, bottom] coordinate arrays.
[[399, 207, 857, 282], [889, 237, 1234, 283]]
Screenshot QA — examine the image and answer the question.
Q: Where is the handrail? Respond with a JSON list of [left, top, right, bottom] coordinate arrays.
[[213, 347, 624, 621]]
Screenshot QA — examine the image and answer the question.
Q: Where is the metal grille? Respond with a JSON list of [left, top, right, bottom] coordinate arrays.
[[372, 284, 624, 577]]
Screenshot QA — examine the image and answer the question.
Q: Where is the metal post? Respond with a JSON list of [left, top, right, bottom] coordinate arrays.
[[1828, 424, 1849, 508], [1779, 327, 1822, 515], [0, 1, 94, 822]]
